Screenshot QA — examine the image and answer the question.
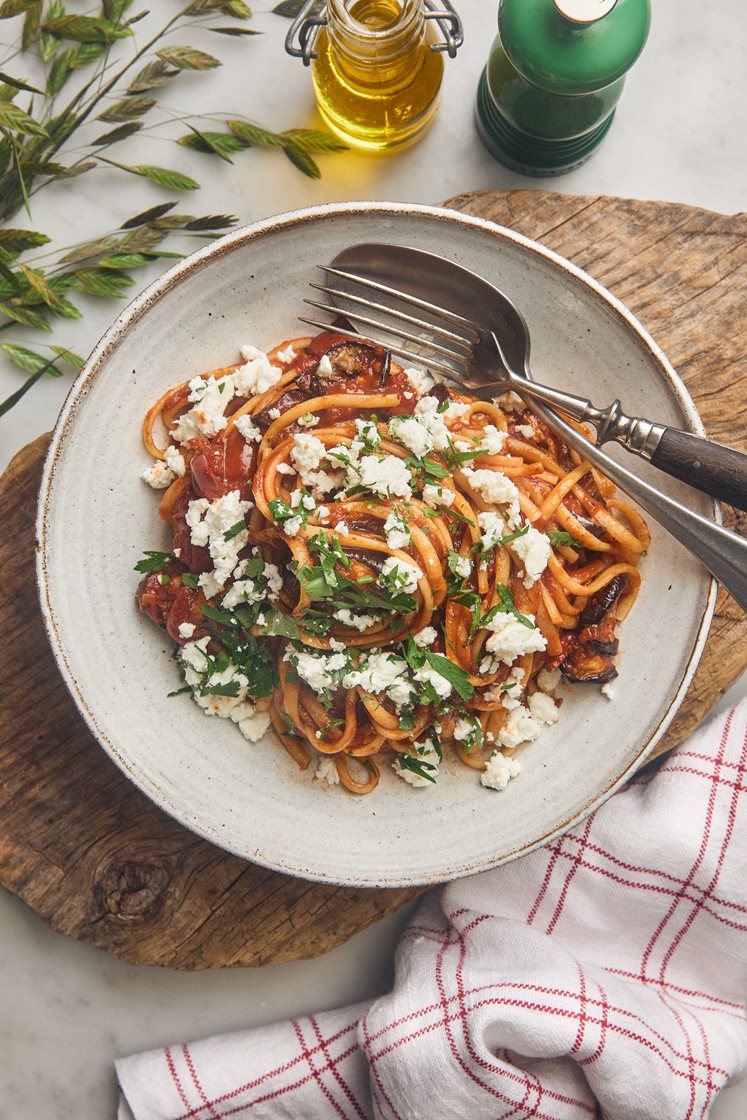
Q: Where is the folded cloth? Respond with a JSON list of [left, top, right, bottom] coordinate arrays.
[[117, 702, 747, 1120]]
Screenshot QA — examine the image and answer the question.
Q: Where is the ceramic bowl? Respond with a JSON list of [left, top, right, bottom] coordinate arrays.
[[36, 203, 715, 887]]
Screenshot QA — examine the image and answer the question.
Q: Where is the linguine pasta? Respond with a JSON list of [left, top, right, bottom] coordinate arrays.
[[136, 332, 648, 794]]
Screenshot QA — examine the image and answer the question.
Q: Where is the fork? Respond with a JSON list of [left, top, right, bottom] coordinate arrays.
[[302, 247, 747, 515], [299, 243, 747, 613]]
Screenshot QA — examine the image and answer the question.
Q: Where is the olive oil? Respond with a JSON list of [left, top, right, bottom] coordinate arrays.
[[311, 0, 444, 152]]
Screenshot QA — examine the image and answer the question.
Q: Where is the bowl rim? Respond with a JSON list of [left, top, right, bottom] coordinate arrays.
[[35, 200, 717, 886]]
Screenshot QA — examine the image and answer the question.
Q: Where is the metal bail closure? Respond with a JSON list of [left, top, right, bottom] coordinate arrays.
[[285, 0, 464, 65]]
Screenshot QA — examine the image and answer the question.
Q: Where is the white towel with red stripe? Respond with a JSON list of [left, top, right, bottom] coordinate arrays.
[[117, 701, 747, 1119]]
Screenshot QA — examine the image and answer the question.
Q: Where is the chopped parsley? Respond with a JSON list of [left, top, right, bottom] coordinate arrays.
[[223, 519, 247, 541], [547, 529, 581, 548], [397, 752, 438, 784], [134, 550, 171, 574]]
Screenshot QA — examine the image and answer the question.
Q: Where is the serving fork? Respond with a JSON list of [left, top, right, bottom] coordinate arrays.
[[300, 242, 747, 613], [304, 243, 747, 514]]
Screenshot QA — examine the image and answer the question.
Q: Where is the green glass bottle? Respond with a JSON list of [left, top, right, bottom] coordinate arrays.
[[475, 0, 651, 176]]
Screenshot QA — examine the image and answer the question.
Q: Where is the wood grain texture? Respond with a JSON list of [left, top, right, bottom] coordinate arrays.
[[1, 190, 745, 969]]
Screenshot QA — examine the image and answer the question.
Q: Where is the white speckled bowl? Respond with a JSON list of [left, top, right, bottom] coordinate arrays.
[[36, 203, 715, 887]]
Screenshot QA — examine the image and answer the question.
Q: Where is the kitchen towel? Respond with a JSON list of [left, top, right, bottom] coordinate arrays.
[[117, 700, 747, 1119]]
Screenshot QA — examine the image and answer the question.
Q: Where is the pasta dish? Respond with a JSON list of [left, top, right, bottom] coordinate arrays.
[[136, 332, 648, 794]]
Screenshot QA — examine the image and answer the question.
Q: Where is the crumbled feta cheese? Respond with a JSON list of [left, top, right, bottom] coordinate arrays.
[[379, 556, 423, 595], [515, 424, 535, 439], [358, 454, 412, 498], [179, 637, 261, 726], [601, 682, 616, 701], [276, 462, 296, 476], [479, 425, 507, 455], [334, 608, 376, 632], [316, 505, 330, 522], [317, 354, 334, 376], [413, 625, 438, 648], [164, 445, 186, 477], [290, 490, 316, 512], [277, 344, 296, 364], [234, 413, 262, 444], [268, 407, 281, 420], [498, 704, 542, 750], [388, 415, 433, 458], [263, 562, 282, 599], [413, 395, 451, 450], [454, 554, 472, 579], [452, 717, 475, 742], [234, 346, 282, 396], [315, 755, 340, 785], [444, 400, 471, 420], [172, 375, 234, 443], [487, 674, 524, 710], [528, 691, 560, 725], [483, 611, 547, 665], [404, 366, 435, 395], [335, 521, 349, 537], [297, 413, 319, 428], [141, 458, 176, 489], [537, 666, 562, 693], [422, 482, 454, 507], [282, 514, 302, 538], [464, 468, 521, 527], [481, 751, 522, 791], [197, 570, 223, 600], [237, 710, 271, 742], [510, 526, 552, 588], [383, 511, 411, 550], [173, 548, 181, 558], [186, 489, 251, 594], [343, 652, 415, 707], [393, 739, 440, 787], [291, 432, 327, 480], [284, 647, 347, 695], [178, 622, 195, 639], [354, 418, 381, 450], [328, 638, 345, 652], [477, 511, 508, 551], [412, 663, 452, 699]]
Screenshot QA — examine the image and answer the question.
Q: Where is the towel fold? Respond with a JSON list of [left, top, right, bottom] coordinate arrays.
[[117, 702, 747, 1119]]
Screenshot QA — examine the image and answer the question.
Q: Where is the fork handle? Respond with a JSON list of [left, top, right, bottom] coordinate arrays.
[[649, 428, 747, 513]]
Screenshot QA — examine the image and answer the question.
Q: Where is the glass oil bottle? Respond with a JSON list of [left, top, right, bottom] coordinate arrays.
[[285, 0, 463, 153]]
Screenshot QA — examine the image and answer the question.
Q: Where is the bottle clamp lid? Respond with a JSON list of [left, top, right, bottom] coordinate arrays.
[[552, 0, 618, 24], [285, 0, 463, 65]]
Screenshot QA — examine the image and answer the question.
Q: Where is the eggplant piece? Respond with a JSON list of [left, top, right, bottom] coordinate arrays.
[[578, 575, 629, 627], [252, 389, 307, 432], [561, 646, 618, 685], [574, 514, 606, 541], [562, 574, 629, 683]]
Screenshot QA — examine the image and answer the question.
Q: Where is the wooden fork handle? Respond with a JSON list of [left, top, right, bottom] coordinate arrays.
[[650, 428, 747, 512]]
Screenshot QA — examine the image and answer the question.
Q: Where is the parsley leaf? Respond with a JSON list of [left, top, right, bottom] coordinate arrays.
[[423, 651, 475, 700], [547, 529, 581, 548], [223, 519, 247, 541], [397, 752, 437, 784], [134, 550, 171, 573]]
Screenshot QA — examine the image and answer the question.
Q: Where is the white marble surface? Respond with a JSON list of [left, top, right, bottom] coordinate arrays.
[[1, 1, 746, 1116]]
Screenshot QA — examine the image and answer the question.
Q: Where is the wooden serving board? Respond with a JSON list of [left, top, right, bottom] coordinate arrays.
[[1, 190, 745, 970]]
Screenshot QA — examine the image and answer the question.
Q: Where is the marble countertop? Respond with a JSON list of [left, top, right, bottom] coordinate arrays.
[[1, 2, 745, 1116]]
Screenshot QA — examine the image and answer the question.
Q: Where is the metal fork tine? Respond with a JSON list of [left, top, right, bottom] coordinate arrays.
[[309, 281, 475, 356], [303, 297, 472, 366], [321, 265, 483, 339], [297, 315, 466, 382]]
